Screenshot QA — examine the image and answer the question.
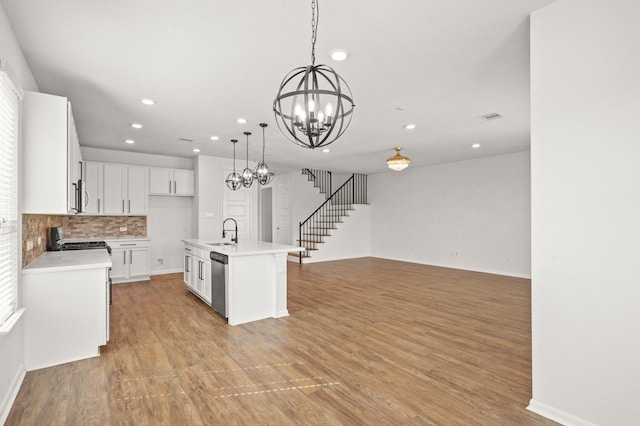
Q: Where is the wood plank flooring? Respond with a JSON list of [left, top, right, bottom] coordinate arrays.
[[7, 257, 557, 425]]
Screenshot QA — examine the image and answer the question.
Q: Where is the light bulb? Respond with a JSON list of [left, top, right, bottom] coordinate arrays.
[[325, 103, 333, 117], [308, 99, 315, 112]]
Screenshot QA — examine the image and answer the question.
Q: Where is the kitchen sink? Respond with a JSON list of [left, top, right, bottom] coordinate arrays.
[[208, 242, 235, 246]]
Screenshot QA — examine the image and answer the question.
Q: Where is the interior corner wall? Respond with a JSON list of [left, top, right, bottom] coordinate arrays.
[[530, 1, 640, 424], [195, 155, 234, 241], [369, 151, 531, 278]]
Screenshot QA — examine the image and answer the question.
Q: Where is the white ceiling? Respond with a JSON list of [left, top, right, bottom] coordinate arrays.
[[2, 0, 556, 174]]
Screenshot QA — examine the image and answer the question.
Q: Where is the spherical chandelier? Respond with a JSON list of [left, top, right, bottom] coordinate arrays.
[[241, 132, 254, 188], [225, 139, 242, 190], [254, 123, 274, 185], [273, 0, 355, 149]]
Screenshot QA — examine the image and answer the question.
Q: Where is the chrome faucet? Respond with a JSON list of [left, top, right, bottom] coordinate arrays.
[[222, 218, 238, 243]]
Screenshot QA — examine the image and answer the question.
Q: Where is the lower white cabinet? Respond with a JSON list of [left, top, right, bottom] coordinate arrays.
[[107, 238, 150, 283], [184, 245, 211, 304]]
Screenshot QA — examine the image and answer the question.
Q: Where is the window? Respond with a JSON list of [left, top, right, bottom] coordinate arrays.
[[0, 59, 22, 329]]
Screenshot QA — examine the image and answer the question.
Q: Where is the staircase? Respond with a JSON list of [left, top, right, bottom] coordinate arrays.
[[290, 171, 368, 263]]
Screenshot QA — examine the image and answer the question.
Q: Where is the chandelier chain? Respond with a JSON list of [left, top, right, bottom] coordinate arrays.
[[310, 0, 318, 65]]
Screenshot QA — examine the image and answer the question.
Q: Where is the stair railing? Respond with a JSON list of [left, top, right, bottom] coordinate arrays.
[[302, 168, 332, 198], [298, 173, 367, 263]]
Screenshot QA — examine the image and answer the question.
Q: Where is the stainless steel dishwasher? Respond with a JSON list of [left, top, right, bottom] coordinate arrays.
[[210, 252, 228, 317]]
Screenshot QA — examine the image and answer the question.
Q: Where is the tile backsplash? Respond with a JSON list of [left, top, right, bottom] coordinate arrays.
[[22, 214, 147, 267]]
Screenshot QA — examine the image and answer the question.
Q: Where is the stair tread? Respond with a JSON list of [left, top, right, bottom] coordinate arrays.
[[288, 252, 311, 258]]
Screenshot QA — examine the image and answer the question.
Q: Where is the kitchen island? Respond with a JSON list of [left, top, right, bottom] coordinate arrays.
[[182, 239, 302, 326]]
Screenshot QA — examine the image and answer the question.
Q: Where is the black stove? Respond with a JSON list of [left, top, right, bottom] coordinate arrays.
[[59, 240, 111, 254]]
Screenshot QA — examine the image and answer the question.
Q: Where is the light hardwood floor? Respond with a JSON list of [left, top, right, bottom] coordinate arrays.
[[7, 257, 556, 425]]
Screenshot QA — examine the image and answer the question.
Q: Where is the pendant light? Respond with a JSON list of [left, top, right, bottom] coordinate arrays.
[[387, 147, 410, 171], [241, 132, 254, 188], [225, 139, 242, 190], [254, 123, 274, 185], [273, 0, 355, 149]]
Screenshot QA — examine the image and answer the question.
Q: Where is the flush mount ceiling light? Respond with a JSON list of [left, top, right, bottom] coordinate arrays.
[[193, 148, 201, 153], [253, 123, 274, 185], [471, 143, 481, 149], [124, 139, 135, 144], [141, 98, 155, 106], [210, 135, 219, 141], [237, 118, 247, 124], [273, 0, 355, 149], [241, 132, 254, 188], [225, 139, 242, 191], [387, 147, 410, 171], [404, 123, 416, 130], [131, 123, 143, 129]]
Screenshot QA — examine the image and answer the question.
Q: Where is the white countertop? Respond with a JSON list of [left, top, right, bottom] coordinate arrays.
[[23, 249, 112, 274], [182, 239, 303, 257]]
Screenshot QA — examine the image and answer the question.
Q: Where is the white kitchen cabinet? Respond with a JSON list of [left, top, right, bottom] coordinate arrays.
[[107, 239, 150, 282], [103, 164, 148, 215], [149, 167, 194, 196], [82, 161, 103, 214], [22, 250, 111, 371], [184, 247, 195, 289], [183, 245, 212, 304], [22, 91, 83, 214]]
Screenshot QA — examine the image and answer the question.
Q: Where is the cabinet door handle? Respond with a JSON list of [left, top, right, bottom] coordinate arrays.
[[123, 252, 126, 265], [173, 181, 177, 193], [130, 250, 133, 264], [122, 200, 125, 213], [98, 199, 101, 213], [185, 255, 189, 272], [121, 243, 137, 247], [128, 200, 131, 213], [169, 181, 171, 193]]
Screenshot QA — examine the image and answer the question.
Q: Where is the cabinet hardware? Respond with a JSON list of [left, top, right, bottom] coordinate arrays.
[[123, 252, 126, 265], [84, 190, 90, 208], [128, 200, 131, 213], [185, 248, 192, 252], [185, 255, 189, 272], [169, 181, 171, 193], [173, 181, 176, 193], [120, 243, 137, 247], [130, 250, 133, 264], [98, 199, 101, 212], [122, 200, 124, 213]]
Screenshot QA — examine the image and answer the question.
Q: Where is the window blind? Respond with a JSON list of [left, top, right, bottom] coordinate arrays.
[[0, 59, 22, 328]]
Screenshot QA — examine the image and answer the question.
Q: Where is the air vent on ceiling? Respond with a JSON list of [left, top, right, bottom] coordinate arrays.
[[480, 112, 503, 121], [177, 138, 194, 144]]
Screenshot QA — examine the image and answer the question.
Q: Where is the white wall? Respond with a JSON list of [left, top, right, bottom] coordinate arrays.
[[147, 196, 192, 274], [369, 152, 531, 277], [530, 1, 640, 425], [81, 147, 193, 169], [1, 2, 38, 422]]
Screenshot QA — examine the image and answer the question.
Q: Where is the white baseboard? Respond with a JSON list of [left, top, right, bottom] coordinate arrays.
[[150, 268, 183, 276], [527, 399, 596, 426], [0, 363, 25, 425], [274, 310, 289, 318]]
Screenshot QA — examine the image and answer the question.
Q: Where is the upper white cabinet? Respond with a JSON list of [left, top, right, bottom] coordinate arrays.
[[103, 164, 148, 215], [149, 167, 194, 196], [22, 91, 83, 214], [82, 161, 103, 214]]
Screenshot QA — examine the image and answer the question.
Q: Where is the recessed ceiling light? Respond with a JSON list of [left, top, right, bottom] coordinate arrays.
[[210, 135, 219, 141], [125, 139, 135, 144], [237, 118, 247, 124], [193, 148, 201, 153], [471, 143, 481, 148], [131, 123, 143, 129], [330, 49, 349, 61], [322, 148, 330, 153], [141, 98, 155, 106], [404, 123, 416, 130]]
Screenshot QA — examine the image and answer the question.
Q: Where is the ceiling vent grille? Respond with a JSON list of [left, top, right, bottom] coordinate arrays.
[[480, 112, 503, 121], [177, 138, 194, 143]]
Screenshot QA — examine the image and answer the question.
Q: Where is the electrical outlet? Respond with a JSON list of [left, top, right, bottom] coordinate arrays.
[[120, 226, 127, 232], [157, 259, 164, 265], [26, 240, 33, 250]]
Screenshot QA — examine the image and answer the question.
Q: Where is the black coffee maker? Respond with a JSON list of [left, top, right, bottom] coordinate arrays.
[[49, 226, 64, 251]]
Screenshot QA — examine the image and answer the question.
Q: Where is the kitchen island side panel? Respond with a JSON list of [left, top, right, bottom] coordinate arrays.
[[227, 254, 276, 326]]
